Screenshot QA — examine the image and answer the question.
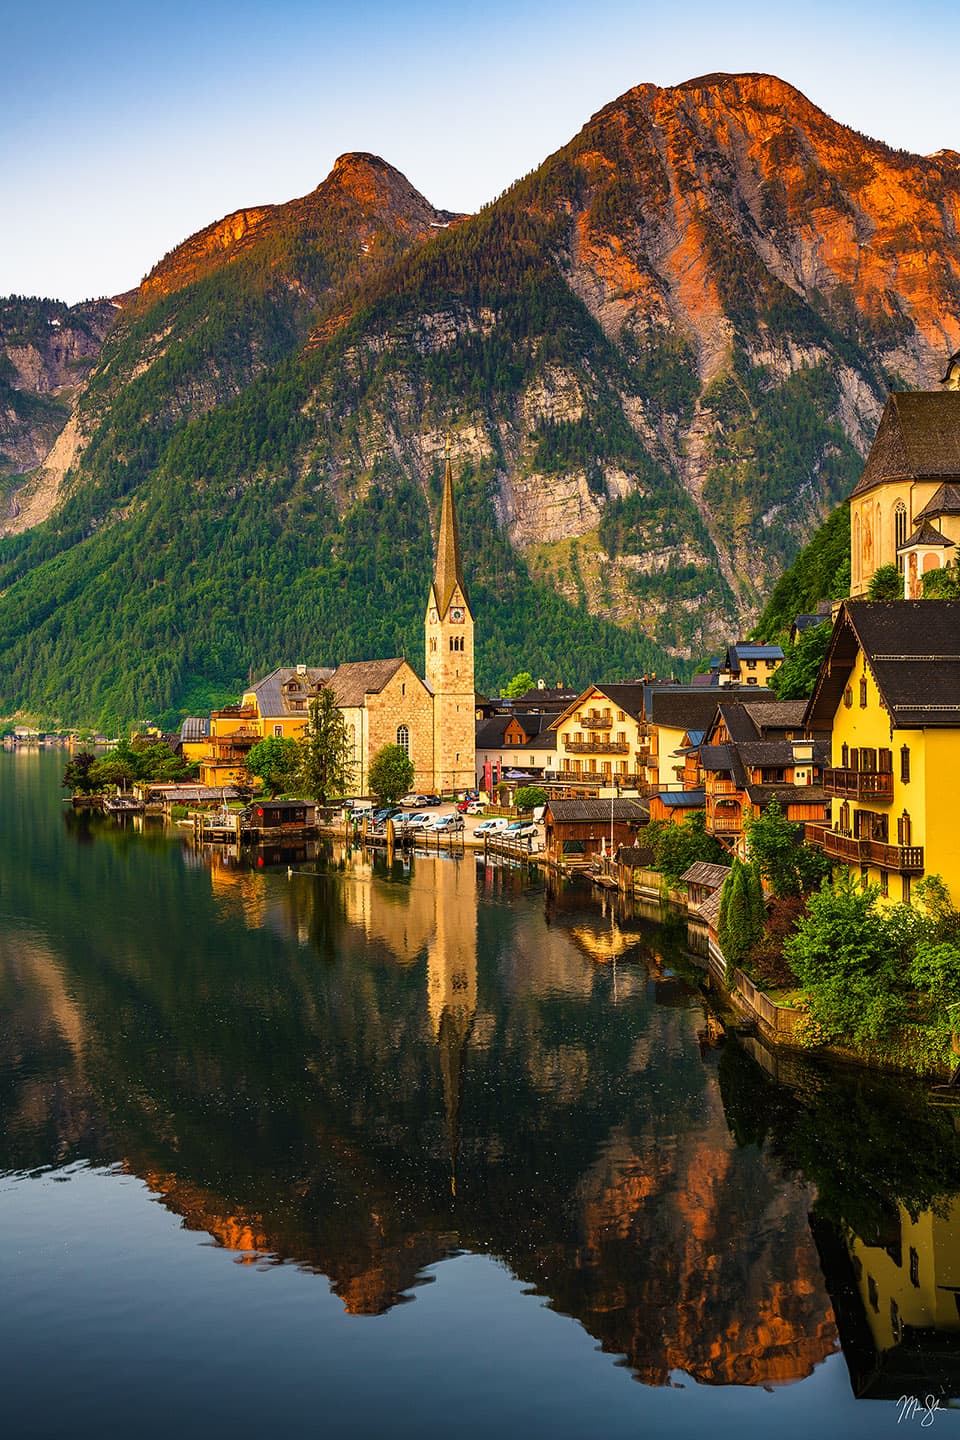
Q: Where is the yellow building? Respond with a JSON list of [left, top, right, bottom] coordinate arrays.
[[804, 600, 960, 905], [848, 391, 960, 598], [549, 684, 650, 791]]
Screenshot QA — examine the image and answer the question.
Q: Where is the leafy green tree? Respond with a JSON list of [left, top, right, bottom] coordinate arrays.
[[784, 873, 908, 1045], [513, 785, 547, 811], [298, 691, 353, 805], [245, 736, 301, 796], [367, 744, 415, 804], [769, 621, 831, 700], [62, 751, 99, 794], [745, 797, 831, 897], [647, 810, 726, 887], [867, 563, 902, 600], [88, 753, 138, 792], [922, 558, 960, 598], [503, 671, 535, 698]]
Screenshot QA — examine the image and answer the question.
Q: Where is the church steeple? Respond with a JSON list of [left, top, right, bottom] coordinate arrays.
[[432, 457, 470, 617]]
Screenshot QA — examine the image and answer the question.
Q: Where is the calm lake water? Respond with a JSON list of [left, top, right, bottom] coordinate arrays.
[[2, 751, 959, 1438]]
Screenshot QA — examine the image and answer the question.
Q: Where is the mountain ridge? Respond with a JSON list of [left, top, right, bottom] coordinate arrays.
[[1, 72, 958, 723]]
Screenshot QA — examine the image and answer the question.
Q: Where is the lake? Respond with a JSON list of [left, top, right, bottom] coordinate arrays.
[[1, 750, 959, 1437]]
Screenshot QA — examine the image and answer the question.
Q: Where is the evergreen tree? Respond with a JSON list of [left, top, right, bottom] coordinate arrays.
[[298, 691, 353, 805]]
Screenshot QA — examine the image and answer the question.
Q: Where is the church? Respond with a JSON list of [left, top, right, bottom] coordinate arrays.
[[196, 459, 476, 795], [849, 357, 960, 599]]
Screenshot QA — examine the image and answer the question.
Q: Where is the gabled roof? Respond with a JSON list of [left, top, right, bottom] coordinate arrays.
[[328, 658, 410, 708], [851, 392, 960, 499], [680, 861, 731, 888], [805, 600, 960, 730], [545, 798, 649, 823], [549, 682, 648, 730], [740, 700, 809, 733], [476, 713, 558, 749], [899, 520, 954, 550], [245, 665, 335, 717], [915, 482, 960, 522]]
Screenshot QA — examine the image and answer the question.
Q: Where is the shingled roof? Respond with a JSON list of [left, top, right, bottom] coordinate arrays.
[[915, 482, 960, 522], [246, 665, 335, 717], [327, 658, 410, 707], [805, 600, 960, 730], [545, 799, 649, 823], [899, 520, 955, 550], [851, 392, 960, 499]]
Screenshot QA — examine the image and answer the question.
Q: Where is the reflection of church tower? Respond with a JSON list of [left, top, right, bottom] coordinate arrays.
[[426, 858, 478, 1196], [425, 459, 476, 794]]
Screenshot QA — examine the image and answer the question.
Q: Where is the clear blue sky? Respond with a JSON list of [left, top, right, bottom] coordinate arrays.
[[4, 0, 959, 304]]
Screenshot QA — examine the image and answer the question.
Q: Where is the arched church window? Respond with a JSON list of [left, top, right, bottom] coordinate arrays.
[[396, 725, 410, 756], [895, 502, 907, 572]]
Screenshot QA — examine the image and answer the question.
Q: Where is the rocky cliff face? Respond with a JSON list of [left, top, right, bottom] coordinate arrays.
[[0, 297, 117, 523], [2, 74, 960, 716]]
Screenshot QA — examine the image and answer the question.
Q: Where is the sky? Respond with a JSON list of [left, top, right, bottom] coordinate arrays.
[[4, 0, 960, 305]]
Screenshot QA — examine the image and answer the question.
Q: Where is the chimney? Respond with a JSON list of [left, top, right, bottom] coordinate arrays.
[[297, 664, 307, 676]]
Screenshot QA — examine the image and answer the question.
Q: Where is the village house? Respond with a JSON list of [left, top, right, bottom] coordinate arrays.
[[716, 642, 784, 687], [548, 684, 649, 792], [803, 600, 960, 904], [642, 684, 776, 793], [698, 699, 830, 856], [543, 797, 649, 867], [475, 710, 559, 792]]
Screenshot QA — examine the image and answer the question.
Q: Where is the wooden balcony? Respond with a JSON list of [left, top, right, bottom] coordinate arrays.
[[580, 711, 613, 729], [823, 768, 894, 800], [804, 824, 923, 874], [564, 738, 630, 754]]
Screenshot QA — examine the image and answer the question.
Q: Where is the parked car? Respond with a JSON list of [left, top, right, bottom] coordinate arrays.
[[503, 821, 539, 839], [465, 801, 486, 815], [420, 794, 442, 806], [428, 814, 465, 832], [474, 817, 510, 836], [402, 812, 433, 831], [400, 793, 420, 807], [371, 806, 402, 825]]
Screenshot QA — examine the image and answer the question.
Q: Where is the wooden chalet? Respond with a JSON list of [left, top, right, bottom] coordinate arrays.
[[543, 798, 648, 866]]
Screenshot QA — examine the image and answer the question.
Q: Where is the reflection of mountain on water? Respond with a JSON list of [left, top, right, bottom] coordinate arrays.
[[0, 835, 849, 1387]]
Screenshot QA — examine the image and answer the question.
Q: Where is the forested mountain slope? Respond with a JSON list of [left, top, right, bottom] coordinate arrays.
[[2, 73, 959, 725]]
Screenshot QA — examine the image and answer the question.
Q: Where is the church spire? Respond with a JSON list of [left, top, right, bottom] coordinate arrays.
[[433, 457, 469, 616]]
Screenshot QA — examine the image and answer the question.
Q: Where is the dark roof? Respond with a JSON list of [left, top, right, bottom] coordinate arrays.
[[740, 700, 810, 732], [179, 717, 211, 741], [476, 713, 558, 749], [699, 743, 735, 772], [646, 687, 763, 732], [791, 613, 827, 635], [697, 887, 725, 927], [616, 845, 656, 867], [328, 658, 409, 707], [727, 643, 784, 663], [852, 392, 960, 499], [247, 665, 335, 716], [509, 686, 581, 708], [899, 520, 954, 550], [545, 799, 649, 823], [592, 683, 648, 718], [654, 788, 705, 808], [476, 715, 511, 746], [689, 673, 717, 686], [737, 739, 829, 767], [680, 861, 732, 888], [805, 600, 960, 730], [915, 482, 960, 522]]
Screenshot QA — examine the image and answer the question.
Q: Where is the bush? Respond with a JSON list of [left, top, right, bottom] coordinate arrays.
[[513, 785, 547, 812]]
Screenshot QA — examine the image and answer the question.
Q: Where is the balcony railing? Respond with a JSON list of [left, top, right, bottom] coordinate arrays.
[[580, 711, 613, 729], [564, 738, 630, 754], [823, 768, 894, 800], [551, 770, 650, 788], [805, 824, 923, 874]]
